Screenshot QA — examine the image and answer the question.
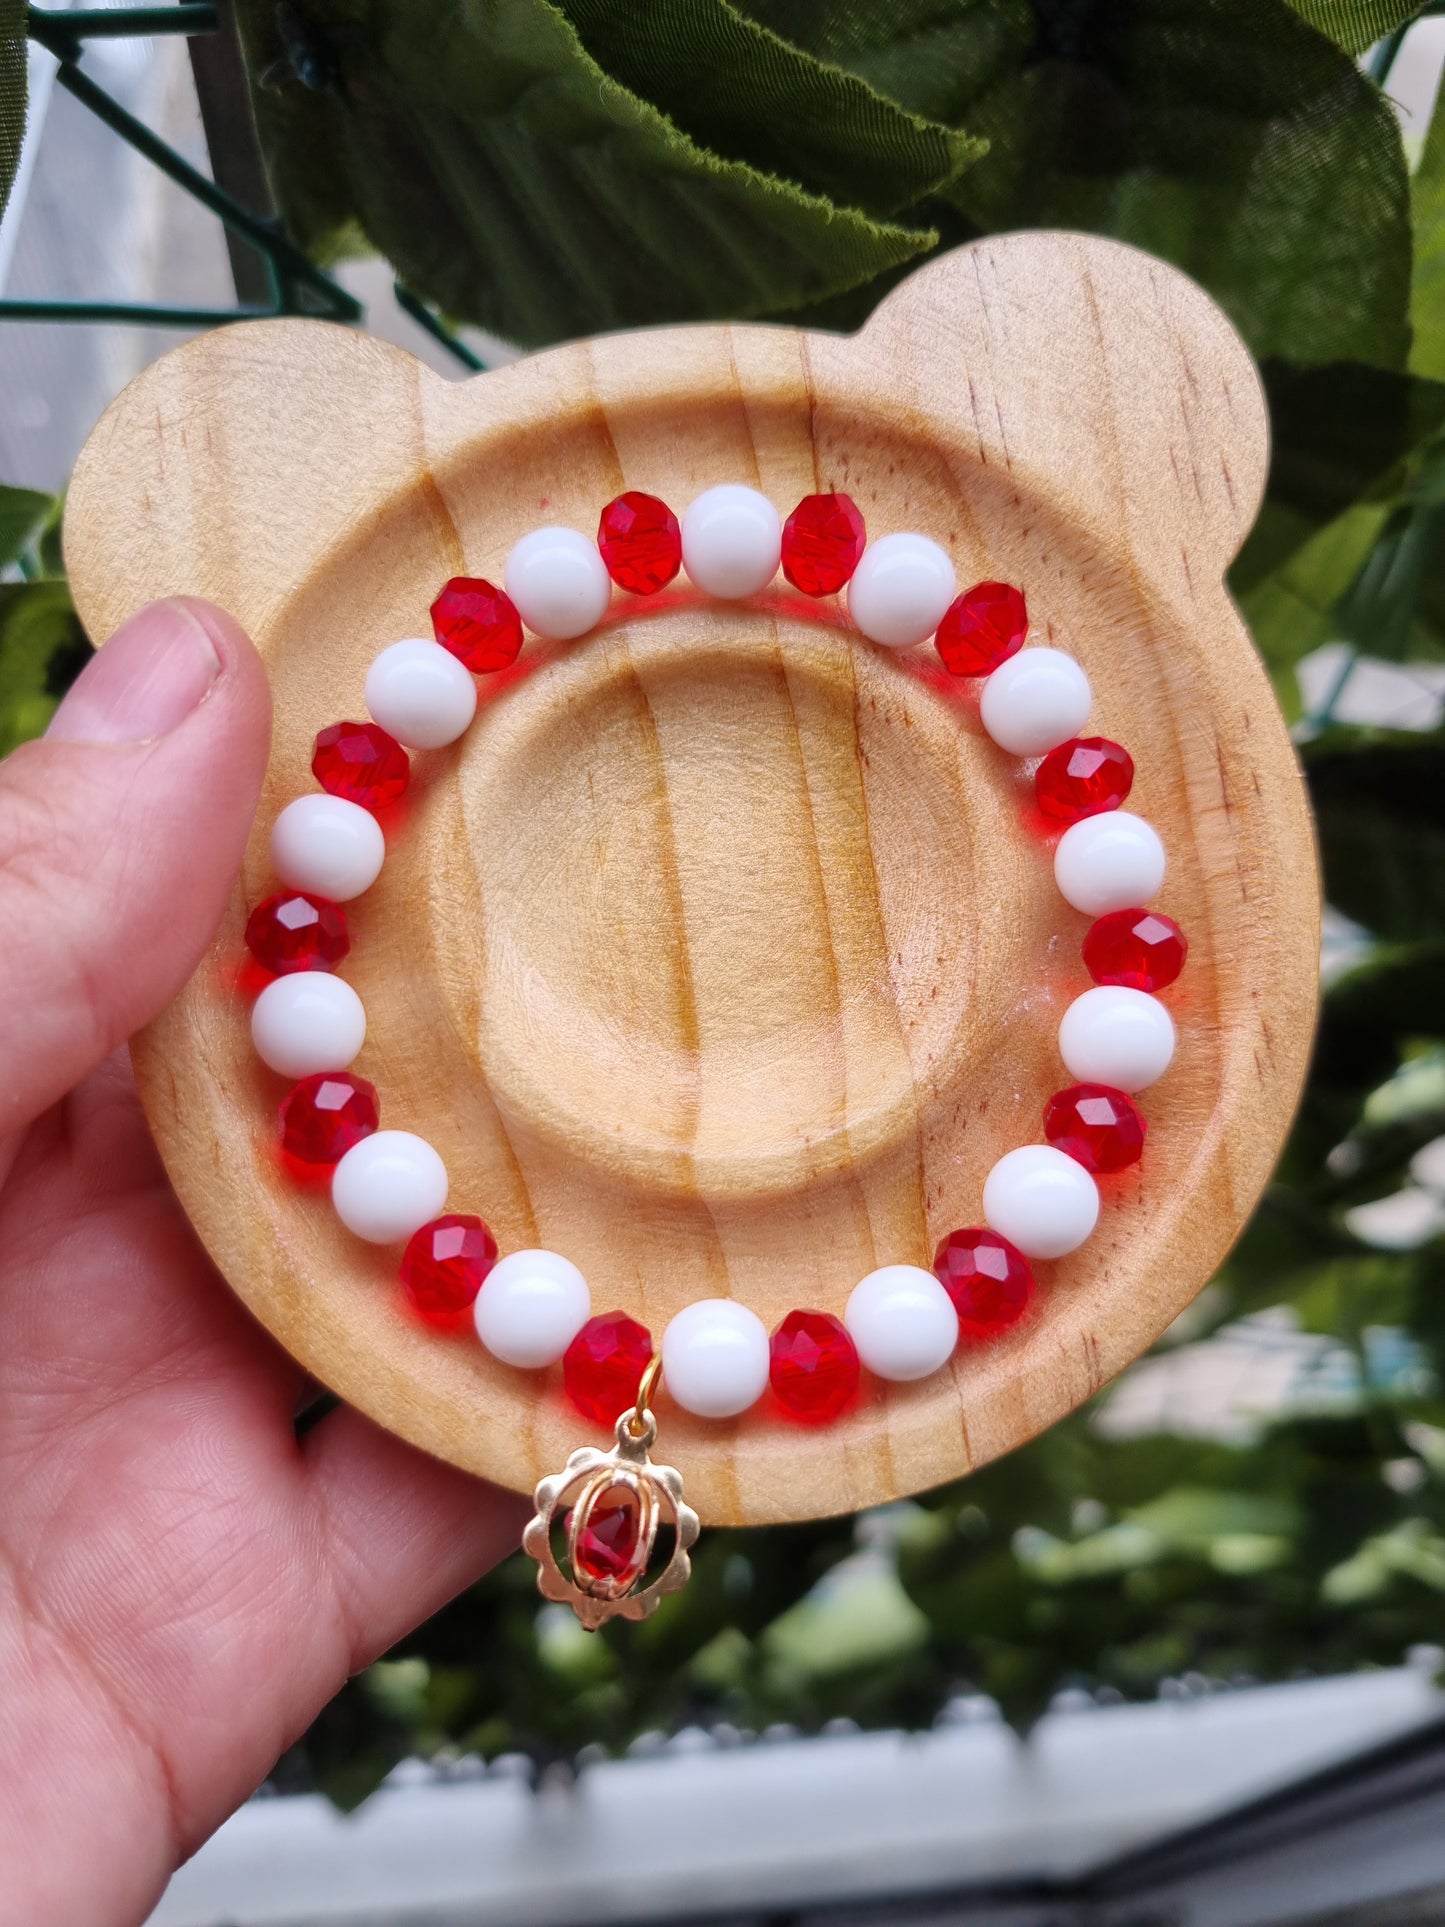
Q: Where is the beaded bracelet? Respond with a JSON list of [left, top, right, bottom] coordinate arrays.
[[241, 485, 1185, 1620]]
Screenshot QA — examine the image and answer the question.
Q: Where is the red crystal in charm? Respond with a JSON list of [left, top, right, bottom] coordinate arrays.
[[934, 581, 1029, 676], [780, 492, 866, 596], [1035, 737, 1134, 823], [769, 1309, 859, 1422], [572, 1480, 649, 1594], [1044, 1082, 1146, 1173], [279, 1072, 379, 1166], [933, 1228, 1035, 1343], [430, 576, 525, 672], [400, 1214, 498, 1322], [564, 1312, 654, 1425], [312, 721, 409, 810], [1082, 908, 1187, 992], [597, 491, 682, 594], [245, 891, 350, 975]]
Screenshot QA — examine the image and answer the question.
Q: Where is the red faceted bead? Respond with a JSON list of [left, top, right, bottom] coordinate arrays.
[[564, 1311, 654, 1425], [312, 721, 409, 810], [1083, 908, 1187, 992], [935, 581, 1029, 675], [400, 1215, 498, 1322], [573, 1481, 648, 1592], [1044, 1082, 1146, 1173], [780, 492, 866, 596], [1035, 737, 1134, 823], [597, 491, 682, 595], [933, 1228, 1035, 1343], [430, 576, 524, 671], [245, 891, 349, 975], [769, 1309, 859, 1422], [279, 1072, 379, 1166]]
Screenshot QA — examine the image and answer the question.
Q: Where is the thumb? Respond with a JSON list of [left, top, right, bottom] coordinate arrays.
[[0, 596, 271, 1135]]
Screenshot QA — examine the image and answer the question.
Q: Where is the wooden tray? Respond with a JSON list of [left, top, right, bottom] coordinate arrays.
[[63, 231, 1319, 1527]]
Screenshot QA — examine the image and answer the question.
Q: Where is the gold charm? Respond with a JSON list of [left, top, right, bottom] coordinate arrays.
[[522, 1358, 700, 1630]]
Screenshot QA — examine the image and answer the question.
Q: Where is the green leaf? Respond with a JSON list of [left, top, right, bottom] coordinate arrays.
[[1406, 1418, 1445, 1478], [1123, 1487, 1303, 1548], [1364, 1047, 1445, 1131], [236, 0, 941, 347], [1411, 45, 1445, 381], [1008, 1488, 1301, 1583], [1323, 945, 1445, 1076], [1230, 365, 1445, 711], [1323, 1517, 1445, 1603], [1236, 395, 1445, 713], [761, 1562, 931, 1681], [1306, 730, 1445, 939], [1232, 363, 1445, 599], [1236, 499, 1391, 717], [1320, 1535, 1396, 1603], [1310, 947, 1445, 1184], [1286, 0, 1425, 55], [1283, 936, 1445, 1182], [1332, 494, 1445, 662], [0, 486, 55, 575], [1014, 1520, 1166, 1583], [0, 580, 87, 756], [553, 0, 983, 219], [748, 0, 1414, 372], [0, 0, 24, 227]]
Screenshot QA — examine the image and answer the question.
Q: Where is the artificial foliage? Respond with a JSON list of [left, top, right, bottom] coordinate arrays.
[[3, 0, 1445, 1808], [229, 0, 1411, 362], [0, 491, 87, 756]]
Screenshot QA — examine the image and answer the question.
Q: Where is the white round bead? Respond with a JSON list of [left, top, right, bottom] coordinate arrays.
[[250, 971, 365, 1078], [1054, 811, 1166, 916], [846, 533, 957, 648], [680, 485, 781, 599], [503, 526, 613, 640], [844, 1264, 958, 1381], [474, 1249, 591, 1370], [364, 638, 477, 749], [979, 647, 1092, 755], [270, 793, 385, 902], [661, 1298, 770, 1419], [1059, 985, 1177, 1093], [982, 1145, 1100, 1260], [331, 1131, 449, 1245]]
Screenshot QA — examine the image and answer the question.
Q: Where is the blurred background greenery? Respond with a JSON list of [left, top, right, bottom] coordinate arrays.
[[3, 0, 1445, 1810]]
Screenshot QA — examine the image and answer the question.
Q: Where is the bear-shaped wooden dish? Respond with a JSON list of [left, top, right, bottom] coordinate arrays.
[[63, 231, 1318, 1526]]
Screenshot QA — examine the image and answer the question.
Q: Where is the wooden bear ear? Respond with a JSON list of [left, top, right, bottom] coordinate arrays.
[[65, 323, 453, 648], [847, 230, 1270, 580]]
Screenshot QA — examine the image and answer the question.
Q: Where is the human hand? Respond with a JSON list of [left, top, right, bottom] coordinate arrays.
[[0, 600, 522, 1927]]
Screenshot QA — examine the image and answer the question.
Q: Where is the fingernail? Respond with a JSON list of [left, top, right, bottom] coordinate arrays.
[[47, 599, 222, 745]]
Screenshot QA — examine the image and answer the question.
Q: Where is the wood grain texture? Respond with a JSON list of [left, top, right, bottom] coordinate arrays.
[[63, 232, 1318, 1526]]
